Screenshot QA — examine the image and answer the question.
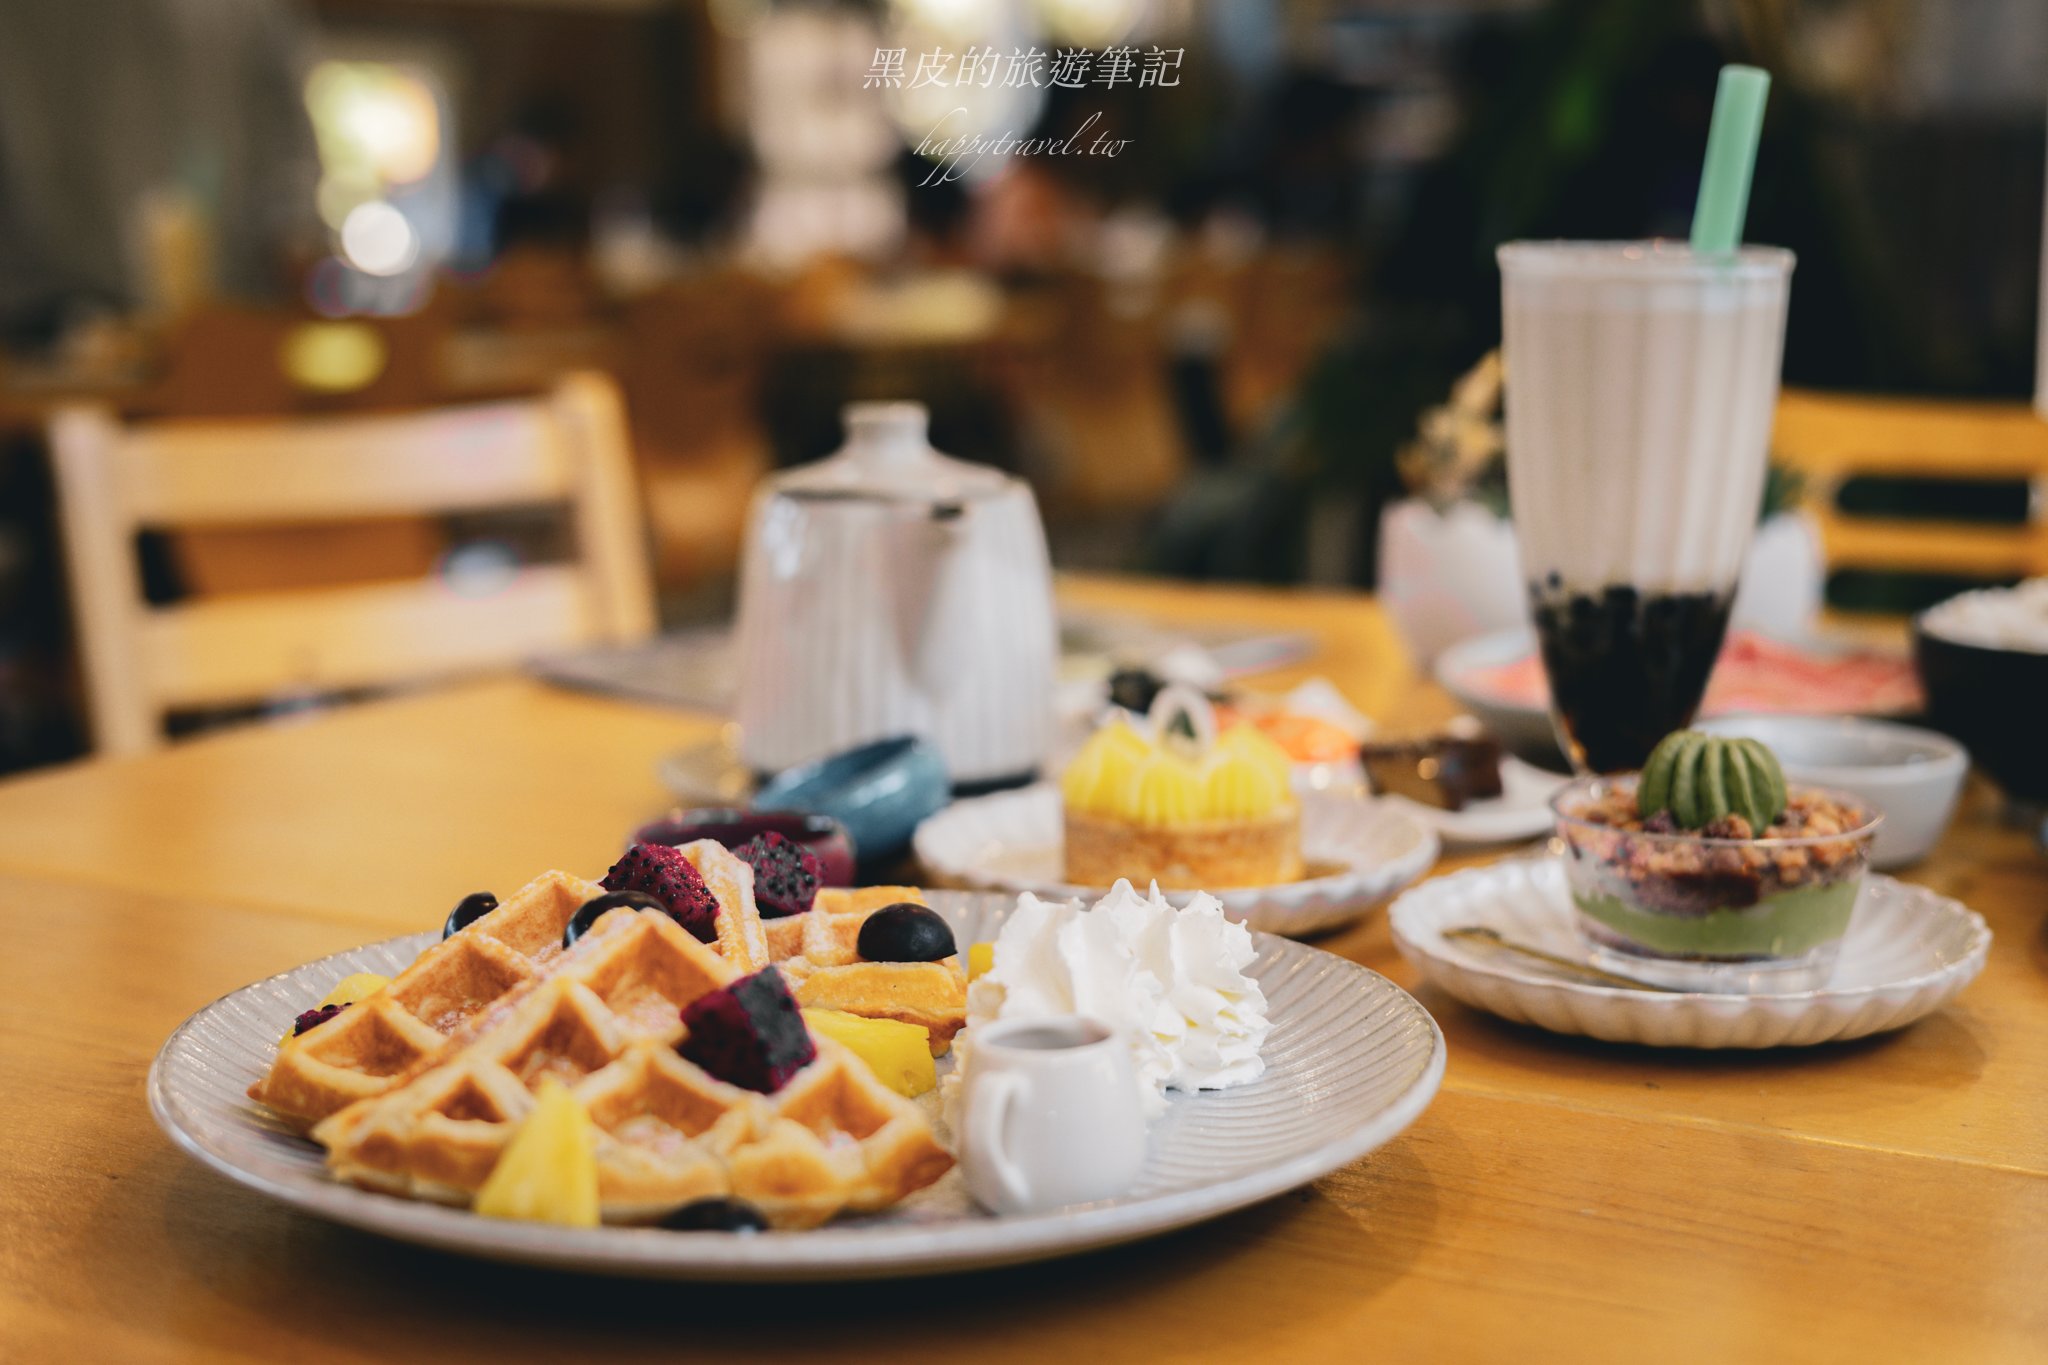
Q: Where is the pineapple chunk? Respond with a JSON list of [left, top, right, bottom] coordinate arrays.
[[319, 972, 392, 1010], [801, 1009, 936, 1098], [473, 1078, 601, 1227], [279, 971, 393, 1046], [967, 942, 995, 982]]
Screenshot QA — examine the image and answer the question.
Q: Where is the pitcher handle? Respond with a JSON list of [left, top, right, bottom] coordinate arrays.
[[967, 1070, 1030, 1210]]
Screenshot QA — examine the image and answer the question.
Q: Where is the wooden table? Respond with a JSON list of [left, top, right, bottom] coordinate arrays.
[[2, 577, 2043, 1363]]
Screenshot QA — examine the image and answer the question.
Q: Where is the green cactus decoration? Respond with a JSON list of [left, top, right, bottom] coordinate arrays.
[[1637, 731, 1787, 831]]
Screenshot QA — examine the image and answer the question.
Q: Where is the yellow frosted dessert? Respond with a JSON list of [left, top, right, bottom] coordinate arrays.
[[1062, 711, 1302, 889]]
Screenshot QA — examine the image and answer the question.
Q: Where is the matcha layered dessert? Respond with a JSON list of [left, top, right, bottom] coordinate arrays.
[[1553, 731, 1879, 976]]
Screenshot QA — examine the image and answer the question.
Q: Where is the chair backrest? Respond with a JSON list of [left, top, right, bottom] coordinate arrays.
[[1772, 389, 2048, 586], [50, 371, 655, 755]]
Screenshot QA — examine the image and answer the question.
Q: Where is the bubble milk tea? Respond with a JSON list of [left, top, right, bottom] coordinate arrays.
[[1497, 241, 1794, 774]]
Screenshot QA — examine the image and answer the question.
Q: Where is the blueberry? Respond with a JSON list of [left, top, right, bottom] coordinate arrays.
[[660, 1198, 769, 1233], [856, 903, 956, 963], [563, 890, 670, 948], [441, 891, 499, 940]]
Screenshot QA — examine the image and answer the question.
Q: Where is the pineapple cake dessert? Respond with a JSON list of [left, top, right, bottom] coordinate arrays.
[[1061, 685, 1302, 889]]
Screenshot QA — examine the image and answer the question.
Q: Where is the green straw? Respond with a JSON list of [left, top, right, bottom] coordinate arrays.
[[1689, 64, 1771, 255]]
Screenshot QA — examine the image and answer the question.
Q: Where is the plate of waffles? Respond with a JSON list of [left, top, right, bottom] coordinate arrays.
[[149, 843, 1444, 1280]]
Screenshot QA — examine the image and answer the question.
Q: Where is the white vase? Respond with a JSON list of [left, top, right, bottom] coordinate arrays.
[[1377, 499, 1525, 668], [1731, 511, 1824, 640]]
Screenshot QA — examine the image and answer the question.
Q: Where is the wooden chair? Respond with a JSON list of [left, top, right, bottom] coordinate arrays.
[[50, 372, 655, 756], [1772, 389, 2048, 583]]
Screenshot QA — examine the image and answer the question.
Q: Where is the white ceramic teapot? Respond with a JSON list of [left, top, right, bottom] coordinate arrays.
[[732, 402, 1057, 789]]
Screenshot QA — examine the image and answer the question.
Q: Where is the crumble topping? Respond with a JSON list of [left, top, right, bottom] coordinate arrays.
[[1560, 788, 1872, 915]]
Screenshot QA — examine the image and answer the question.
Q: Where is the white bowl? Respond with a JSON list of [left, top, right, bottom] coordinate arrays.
[[1694, 714, 1967, 869]]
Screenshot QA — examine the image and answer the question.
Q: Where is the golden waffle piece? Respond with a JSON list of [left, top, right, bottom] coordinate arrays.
[[769, 887, 967, 1055], [669, 839, 773, 972], [250, 870, 607, 1130], [314, 909, 953, 1228], [252, 843, 771, 1131]]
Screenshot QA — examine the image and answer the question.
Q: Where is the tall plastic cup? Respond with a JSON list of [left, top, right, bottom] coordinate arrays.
[[1497, 240, 1795, 773]]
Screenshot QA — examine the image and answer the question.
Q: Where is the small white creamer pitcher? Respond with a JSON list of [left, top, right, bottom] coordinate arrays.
[[960, 1015, 1149, 1216]]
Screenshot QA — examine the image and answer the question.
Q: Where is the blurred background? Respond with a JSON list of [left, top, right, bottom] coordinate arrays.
[[1, 0, 2044, 775]]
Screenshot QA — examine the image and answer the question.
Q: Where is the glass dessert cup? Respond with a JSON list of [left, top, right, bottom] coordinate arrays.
[[1550, 776, 1881, 993]]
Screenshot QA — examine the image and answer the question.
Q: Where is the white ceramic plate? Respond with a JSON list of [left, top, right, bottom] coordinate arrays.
[[1437, 626, 1924, 773], [150, 892, 1444, 1281], [1382, 757, 1567, 847], [913, 786, 1439, 937], [1389, 859, 1990, 1048]]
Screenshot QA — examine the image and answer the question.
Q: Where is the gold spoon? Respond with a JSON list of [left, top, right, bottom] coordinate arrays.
[[1441, 926, 1687, 993]]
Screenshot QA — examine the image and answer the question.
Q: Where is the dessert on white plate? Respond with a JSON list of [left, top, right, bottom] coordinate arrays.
[[152, 886, 1444, 1279], [1390, 858, 1988, 1048], [916, 787, 1439, 938], [947, 878, 1274, 1216], [1061, 686, 1304, 891], [1355, 717, 1565, 846], [1399, 755, 1567, 846], [944, 880, 1270, 1125]]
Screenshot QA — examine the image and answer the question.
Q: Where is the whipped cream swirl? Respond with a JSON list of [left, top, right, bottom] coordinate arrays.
[[948, 881, 1270, 1122]]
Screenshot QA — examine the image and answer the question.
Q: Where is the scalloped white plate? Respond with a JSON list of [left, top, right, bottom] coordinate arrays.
[[1382, 757, 1569, 847], [150, 892, 1444, 1281], [1389, 859, 1990, 1048], [913, 786, 1439, 937]]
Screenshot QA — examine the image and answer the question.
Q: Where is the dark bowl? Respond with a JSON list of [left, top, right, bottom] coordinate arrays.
[[631, 808, 856, 887], [751, 735, 950, 863], [1913, 624, 2048, 803]]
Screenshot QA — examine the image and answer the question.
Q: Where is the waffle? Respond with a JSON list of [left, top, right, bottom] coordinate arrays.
[[669, 838, 773, 973], [251, 842, 772, 1131], [250, 870, 608, 1130], [769, 887, 968, 1055], [313, 909, 953, 1228]]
